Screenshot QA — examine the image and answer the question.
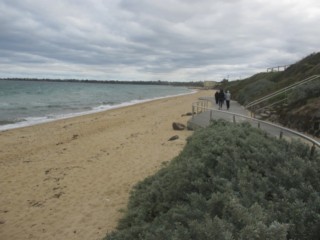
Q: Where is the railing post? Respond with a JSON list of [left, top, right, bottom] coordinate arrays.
[[310, 144, 316, 159], [210, 110, 213, 121], [279, 130, 283, 139], [258, 122, 260, 128], [233, 115, 236, 123], [192, 105, 195, 118]]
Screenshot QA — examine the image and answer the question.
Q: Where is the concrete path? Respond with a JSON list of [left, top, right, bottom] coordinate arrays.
[[187, 97, 320, 149], [188, 98, 250, 129]]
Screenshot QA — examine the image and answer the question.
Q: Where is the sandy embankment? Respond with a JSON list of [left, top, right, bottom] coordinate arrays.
[[0, 90, 212, 240]]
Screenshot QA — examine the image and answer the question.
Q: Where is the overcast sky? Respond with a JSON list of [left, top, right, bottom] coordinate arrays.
[[0, 0, 319, 81]]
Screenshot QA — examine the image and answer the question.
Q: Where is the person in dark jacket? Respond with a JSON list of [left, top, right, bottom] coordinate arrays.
[[218, 89, 225, 110], [214, 91, 219, 104]]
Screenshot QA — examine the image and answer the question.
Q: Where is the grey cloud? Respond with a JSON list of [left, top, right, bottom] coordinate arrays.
[[0, 0, 319, 81]]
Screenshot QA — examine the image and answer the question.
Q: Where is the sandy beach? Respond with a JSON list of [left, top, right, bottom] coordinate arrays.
[[0, 90, 211, 240]]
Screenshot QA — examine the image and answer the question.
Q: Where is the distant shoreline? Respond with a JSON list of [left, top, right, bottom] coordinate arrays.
[[0, 78, 203, 88]]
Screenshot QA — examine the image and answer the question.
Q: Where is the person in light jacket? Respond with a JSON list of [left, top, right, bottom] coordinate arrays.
[[225, 90, 231, 110]]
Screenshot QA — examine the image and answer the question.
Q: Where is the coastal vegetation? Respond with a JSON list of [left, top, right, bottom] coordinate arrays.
[[105, 121, 320, 240], [221, 52, 320, 137], [221, 52, 320, 106]]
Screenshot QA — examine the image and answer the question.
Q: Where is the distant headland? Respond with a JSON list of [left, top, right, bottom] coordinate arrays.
[[0, 78, 204, 88]]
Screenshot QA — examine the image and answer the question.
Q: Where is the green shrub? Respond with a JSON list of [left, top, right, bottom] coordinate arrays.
[[236, 78, 275, 105], [287, 80, 320, 107], [105, 120, 320, 240], [224, 52, 320, 106]]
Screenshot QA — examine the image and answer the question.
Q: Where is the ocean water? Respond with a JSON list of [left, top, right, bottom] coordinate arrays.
[[0, 80, 194, 131]]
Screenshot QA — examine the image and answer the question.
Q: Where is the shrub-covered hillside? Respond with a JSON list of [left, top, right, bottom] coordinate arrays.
[[222, 52, 320, 137], [222, 52, 320, 106], [105, 121, 320, 240], [222, 71, 279, 105]]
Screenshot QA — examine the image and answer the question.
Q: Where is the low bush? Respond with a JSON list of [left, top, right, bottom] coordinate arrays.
[[236, 78, 275, 105], [222, 72, 279, 105], [287, 80, 320, 107], [224, 52, 320, 106], [105, 120, 320, 240]]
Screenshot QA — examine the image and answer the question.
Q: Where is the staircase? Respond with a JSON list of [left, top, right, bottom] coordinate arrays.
[[245, 75, 320, 118]]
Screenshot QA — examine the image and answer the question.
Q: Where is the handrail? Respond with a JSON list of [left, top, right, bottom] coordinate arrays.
[[191, 100, 320, 156], [245, 75, 320, 109], [254, 98, 287, 112], [246, 75, 319, 108]]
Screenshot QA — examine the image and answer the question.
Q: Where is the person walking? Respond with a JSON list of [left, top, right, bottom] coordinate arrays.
[[214, 91, 219, 105], [225, 90, 231, 110], [218, 89, 225, 110]]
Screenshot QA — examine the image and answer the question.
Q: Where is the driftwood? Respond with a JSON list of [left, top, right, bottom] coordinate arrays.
[[168, 135, 179, 141], [181, 112, 193, 117]]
